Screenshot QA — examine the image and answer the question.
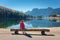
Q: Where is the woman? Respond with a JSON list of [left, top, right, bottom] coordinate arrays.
[[20, 20, 26, 34]]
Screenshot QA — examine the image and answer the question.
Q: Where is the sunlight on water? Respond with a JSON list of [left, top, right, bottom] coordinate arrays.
[[8, 22, 33, 29]]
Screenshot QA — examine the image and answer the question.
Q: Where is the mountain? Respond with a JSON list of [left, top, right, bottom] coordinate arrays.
[[26, 7, 60, 17], [0, 6, 31, 20]]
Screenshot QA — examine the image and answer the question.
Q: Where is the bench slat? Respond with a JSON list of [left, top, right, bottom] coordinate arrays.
[[10, 29, 50, 32]]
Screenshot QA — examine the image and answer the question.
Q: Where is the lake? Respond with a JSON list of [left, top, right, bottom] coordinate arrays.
[[8, 18, 60, 29]]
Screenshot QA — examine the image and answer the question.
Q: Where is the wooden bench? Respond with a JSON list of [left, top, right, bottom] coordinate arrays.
[[10, 29, 50, 35]]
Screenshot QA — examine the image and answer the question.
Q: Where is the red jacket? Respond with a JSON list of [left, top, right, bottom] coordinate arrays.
[[20, 22, 25, 29]]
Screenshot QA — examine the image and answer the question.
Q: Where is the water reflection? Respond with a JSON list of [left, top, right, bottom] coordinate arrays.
[[26, 19, 60, 27], [1, 16, 60, 28], [49, 19, 60, 22], [0, 19, 30, 28], [8, 18, 60, 29]]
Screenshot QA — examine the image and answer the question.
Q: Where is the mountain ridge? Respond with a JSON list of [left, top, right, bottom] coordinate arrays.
[[26, 7, 60, 16]]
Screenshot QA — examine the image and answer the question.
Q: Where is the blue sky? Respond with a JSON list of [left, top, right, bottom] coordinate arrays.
[[0, 0, 60, 12]]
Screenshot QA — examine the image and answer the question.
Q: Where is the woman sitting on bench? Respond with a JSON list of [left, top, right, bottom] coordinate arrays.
[[20, 20, 26, 34]]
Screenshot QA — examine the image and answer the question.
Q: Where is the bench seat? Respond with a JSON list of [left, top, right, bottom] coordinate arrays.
[[10, 29, 50, 35]]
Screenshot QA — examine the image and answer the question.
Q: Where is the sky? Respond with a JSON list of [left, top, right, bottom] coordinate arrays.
[[0, 0, 60, 12]]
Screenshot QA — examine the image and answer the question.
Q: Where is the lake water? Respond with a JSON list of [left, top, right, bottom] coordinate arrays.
[[8, 19, 60, 29]]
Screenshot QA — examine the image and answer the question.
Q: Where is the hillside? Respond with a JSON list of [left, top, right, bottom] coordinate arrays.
[[0, 6, 30, 28]]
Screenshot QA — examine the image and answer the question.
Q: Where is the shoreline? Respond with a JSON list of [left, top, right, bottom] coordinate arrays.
[[7, 26, 60, 29], [0, 27, 60, 30]]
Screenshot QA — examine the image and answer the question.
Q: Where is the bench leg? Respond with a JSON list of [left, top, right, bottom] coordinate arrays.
[[41, 31, 46, 35], [15, 30, 19, 34]]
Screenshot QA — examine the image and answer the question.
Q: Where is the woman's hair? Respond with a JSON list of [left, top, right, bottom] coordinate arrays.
[[20, 20, 24, 23]]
